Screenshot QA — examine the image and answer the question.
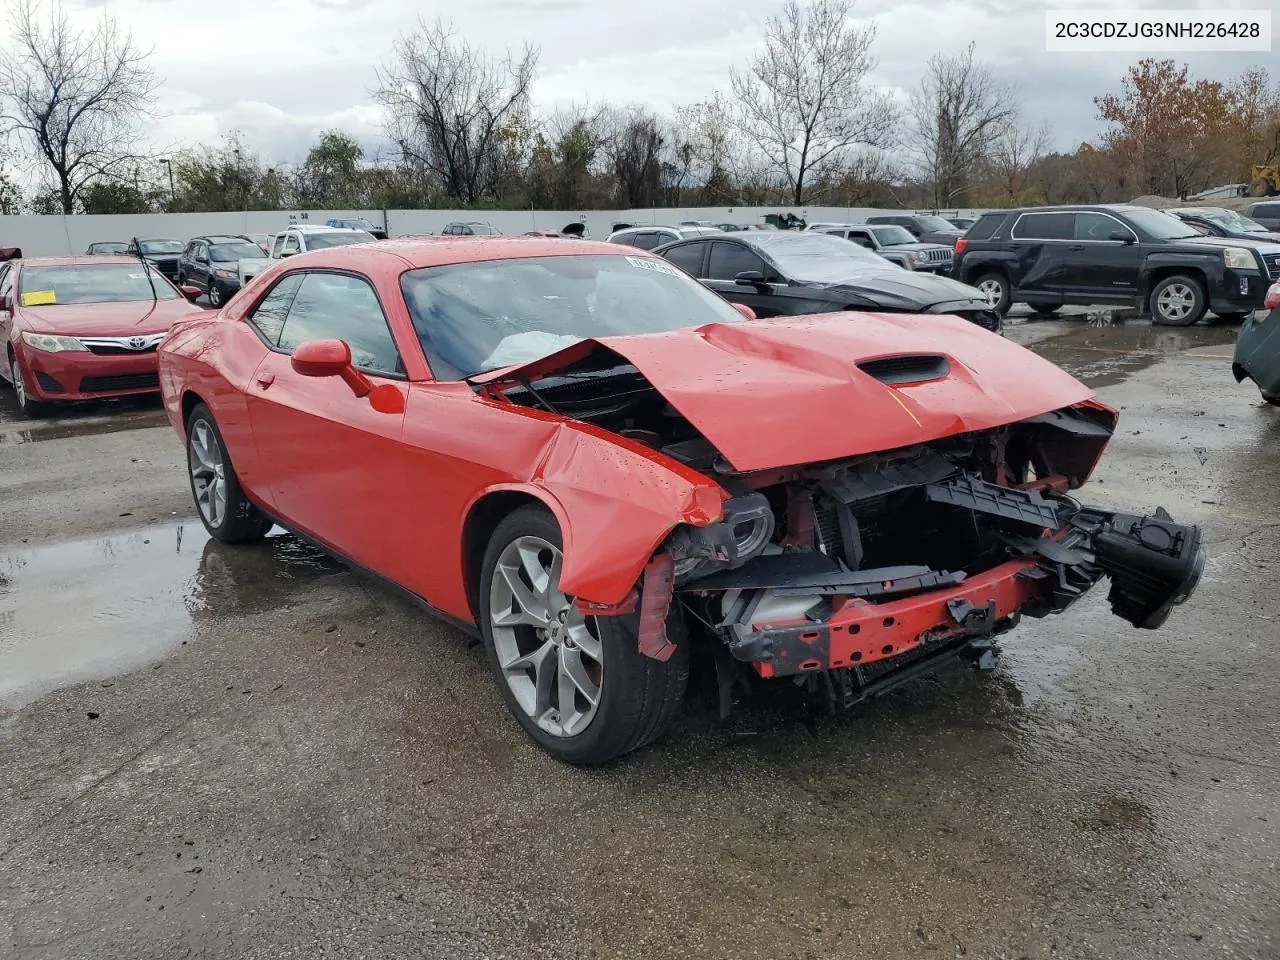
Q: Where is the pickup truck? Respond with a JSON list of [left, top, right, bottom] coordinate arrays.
[[953, 204, 1280, 325]]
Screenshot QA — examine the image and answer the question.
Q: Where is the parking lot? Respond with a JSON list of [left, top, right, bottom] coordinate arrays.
[[1, 312, 1278, 959]]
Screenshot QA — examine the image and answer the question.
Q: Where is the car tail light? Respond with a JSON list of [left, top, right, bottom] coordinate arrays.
[[955, 237, 968, 255], [1265, 282, 1280, 311]]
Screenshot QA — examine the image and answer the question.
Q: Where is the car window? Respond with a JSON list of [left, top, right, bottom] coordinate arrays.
[[17, 264, 179, 304], [1012, 212, 1074, 240], [966, 214, 1005, 241], [210, 242, 267, 261], [1075, 212, 1133, 241], [1251, 203, 1280, 217], [0, 265, 13, 303], [707, 241, 767, 280], [277, 272, 402, 375], [270, 234, 285, 258], [400, 254, 745, 380], [871, 226, 917, 246], [306, 231, 375, 249], [627, 233, 661, 250], [662, 241, 707, 276], [246, 274, 303, 345], [282, 234, 300, 255], [845, 233, 874, 248]]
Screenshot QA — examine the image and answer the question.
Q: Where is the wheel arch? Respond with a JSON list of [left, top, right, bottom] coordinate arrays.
[[461, 487, 569, 624], [1140, 264, 1208, 303], [180, 389, 208, 434]]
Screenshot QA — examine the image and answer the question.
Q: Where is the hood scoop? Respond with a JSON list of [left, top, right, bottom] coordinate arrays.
[[857, 354, 950, 385]]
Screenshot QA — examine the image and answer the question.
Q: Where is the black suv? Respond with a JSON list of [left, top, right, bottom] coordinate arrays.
[[864, 214, 967, 247], [953, 205, 1280, 325], [177, 235, 268, 307]]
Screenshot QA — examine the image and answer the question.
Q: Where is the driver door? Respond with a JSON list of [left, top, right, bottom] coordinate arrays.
[[701, 241, 789, 317], [244, 270, 414, 576]]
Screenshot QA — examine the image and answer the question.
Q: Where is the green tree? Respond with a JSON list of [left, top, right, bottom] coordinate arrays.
[[295, 130, 365, 207]]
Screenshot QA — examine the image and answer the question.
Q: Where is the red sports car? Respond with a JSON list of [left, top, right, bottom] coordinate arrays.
[[158, 238, 1204, 764], [1, 256, 204, 417]]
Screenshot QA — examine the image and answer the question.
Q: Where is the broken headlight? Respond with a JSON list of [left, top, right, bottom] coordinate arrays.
[[668, 492, 776, 581], [1089, 507, 1205, 629]]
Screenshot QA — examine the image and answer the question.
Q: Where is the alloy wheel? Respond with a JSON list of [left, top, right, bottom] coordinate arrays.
[[1155, 283, 1195, 323], [11, 357, 26, 409], [188, 418, 227, 528], [489, 535, 603, 738], [209, 283, 222, 308], [977, 277, 1004, 306]]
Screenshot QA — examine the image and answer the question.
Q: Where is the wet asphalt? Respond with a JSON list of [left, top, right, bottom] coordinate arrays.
[[1, 310, 1278, 959]]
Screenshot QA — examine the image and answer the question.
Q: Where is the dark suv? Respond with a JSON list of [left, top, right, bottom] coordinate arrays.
[[864, 214, 967, 247], [177, 235, 268, 307], [953, 205, 1280, 325]]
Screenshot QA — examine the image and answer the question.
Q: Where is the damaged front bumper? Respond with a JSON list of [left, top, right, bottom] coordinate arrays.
[[680, 476, 1205, 682]]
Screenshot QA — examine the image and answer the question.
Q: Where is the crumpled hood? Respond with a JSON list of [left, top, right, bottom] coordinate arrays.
[[475, 312, 1095, 472], [817, 268, 988, 310]]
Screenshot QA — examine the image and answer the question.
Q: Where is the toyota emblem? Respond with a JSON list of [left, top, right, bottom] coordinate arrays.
[[128, 336, 147, 350]]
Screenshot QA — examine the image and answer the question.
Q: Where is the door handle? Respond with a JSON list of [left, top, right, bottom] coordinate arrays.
[[1068, 244, 1085, 251], [256, 371, 275, 389]]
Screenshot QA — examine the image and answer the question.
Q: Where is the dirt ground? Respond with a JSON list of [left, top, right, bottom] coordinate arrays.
[[1, 313, 1278, 960]]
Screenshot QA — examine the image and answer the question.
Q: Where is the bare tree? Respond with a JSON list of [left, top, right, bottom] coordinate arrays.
[[730, 0, 895, 205], [374, 19, 538, 205], [603, 106, 666, 208], [908, 43, 1018, 208], [0, 0, 160, 214], [989, 120, 1050, 204]]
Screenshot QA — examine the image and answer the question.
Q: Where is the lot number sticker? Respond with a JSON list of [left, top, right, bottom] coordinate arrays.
[[626, 256, 681, 277]]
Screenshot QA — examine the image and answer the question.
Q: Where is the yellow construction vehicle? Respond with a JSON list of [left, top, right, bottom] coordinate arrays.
[[1248, 165, 1279, 196]]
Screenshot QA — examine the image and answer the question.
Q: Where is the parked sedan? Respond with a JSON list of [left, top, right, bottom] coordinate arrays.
[[178, 236, 269, 307], [0, 257, 202, 417], [157, 239, 1202, 764], [656, 230, 1002, 332], [85, 241, 129, 255], [1232, 281, 1280, 404]]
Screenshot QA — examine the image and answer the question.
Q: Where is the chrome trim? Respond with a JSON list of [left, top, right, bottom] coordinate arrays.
[[78, 333, 166, 351], [1010, 210, 1138, 244]]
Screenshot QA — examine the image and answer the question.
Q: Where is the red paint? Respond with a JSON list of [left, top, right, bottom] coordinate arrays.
[[158, 238, 1106, 635]]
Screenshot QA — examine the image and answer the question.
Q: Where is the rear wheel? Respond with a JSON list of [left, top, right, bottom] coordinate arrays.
[[478, 505, 688, 765], [1150, 275, 1207, 326], [1247, 177, 1276, 198], [974, 271, 1011, 314], [185, 403, 273, 543], [9, 352, 48, 418]]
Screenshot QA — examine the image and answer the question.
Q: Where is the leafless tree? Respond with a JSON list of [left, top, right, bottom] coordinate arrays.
[[730, 0, 896, 205], [374, 18, 538, 205], [0, 0, 160, 214], [908, 43, 1018, 208], [603, 106, 666, 208], [989, 120, 1050, 204]]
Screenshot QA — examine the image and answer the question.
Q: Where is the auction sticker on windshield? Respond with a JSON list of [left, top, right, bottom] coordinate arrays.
[[21, 290, 56, 306], [626, 256, 681, 277]]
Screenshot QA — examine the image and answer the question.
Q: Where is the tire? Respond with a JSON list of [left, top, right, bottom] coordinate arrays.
[[974, 271, 1011, 315], [1247, 177, 1276, 198], [1263, 393, 1280, 407], [478, 505, 689, 765], [1150, 274, 1207, 326], [208, 282, 223, 308], [184, 403, 273, 543], [9, 352, 49, 418], [1031, 303, 1062, 315]]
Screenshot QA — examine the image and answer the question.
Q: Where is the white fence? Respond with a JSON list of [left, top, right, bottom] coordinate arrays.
[[0, 206, 988, 257]]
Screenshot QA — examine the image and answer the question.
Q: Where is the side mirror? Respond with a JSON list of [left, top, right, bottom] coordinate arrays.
[[732, 303, 757, 320], [734, 270, 766, 287], [179, 284, 202, 302], [291, 338, 372, 397], [1110, 231, 1136, 244]]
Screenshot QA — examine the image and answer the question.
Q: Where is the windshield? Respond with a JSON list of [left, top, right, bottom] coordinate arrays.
[[139, 239, 184, 255], [1200, 209, 1268, 233], [19, 264, 178, 305], [89, 242, 127, 254], [872, 226, 917, 246], [307, 231, 375, 250], [1123, 209, 1201, 240], [748, 232, 892, 279], [210, 242, 267, 261], [915, 216, 962, 234], [400, 253, 745, 380]]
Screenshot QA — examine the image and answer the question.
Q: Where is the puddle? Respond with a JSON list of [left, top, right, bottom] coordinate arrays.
[[0, 523, 341, 708], [1022, 320, 1240, 388], [0, 393, 167, 443], [0, 410, 170, 445]]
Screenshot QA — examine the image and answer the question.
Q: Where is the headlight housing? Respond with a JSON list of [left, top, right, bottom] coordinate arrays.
[[667, 492, 776, 581], [21, 331, 88, 353], [904, 252, 919, 266], [1222, 247, 1257, 270], [214, 268, 237, 279]]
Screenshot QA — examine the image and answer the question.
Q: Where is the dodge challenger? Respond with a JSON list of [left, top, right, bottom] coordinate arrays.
[[158, 237, 1205, 764]]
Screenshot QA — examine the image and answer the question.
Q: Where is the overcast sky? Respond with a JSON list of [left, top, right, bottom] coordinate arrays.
[[21, 0, 1276, 167]]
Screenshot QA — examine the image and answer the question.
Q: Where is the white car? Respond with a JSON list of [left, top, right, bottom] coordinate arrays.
[[266, 225, 376, 263]]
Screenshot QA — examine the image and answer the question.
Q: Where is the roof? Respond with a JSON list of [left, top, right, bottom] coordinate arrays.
[[284, 224, 367, 234], [13, 255, 149, 267], [193, 235, 249, 243], [274, 236, 639, 271]]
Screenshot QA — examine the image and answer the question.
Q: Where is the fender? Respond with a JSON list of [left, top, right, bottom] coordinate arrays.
[[1136, 252, 1218, 300], [464, 419, 727, 608], [956, 250, 1018, 285]]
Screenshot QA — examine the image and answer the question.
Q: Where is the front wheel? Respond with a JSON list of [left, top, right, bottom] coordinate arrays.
[[478, 505, 688, 765], [1150, 275, 1207, 326], [974, 271, 1012, 315], [9, 353, 48, 418], [207, 282, 223, 308], [185, 403, 273, 543]]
